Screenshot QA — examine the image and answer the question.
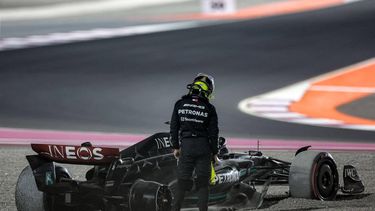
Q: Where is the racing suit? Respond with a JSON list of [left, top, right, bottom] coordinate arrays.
[[170, 94, 219, 211]]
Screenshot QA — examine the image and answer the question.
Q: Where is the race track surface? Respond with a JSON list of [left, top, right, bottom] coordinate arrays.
[[1, 1, 375, 210], [1, 0, 375, 141]]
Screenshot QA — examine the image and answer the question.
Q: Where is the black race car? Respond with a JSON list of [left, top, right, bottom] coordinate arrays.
[[15, 132, 364, 211]]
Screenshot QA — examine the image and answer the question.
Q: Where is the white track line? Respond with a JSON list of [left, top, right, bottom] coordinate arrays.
[[1, 0, 363, 21], [344, 0, 363, 3], [0, 0, 192, 21], [1, 0, 363, 51], [310, 85, 375, 93], [0, 22, 200, 51]]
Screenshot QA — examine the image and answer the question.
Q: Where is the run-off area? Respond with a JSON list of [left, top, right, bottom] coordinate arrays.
[[1, 146, 374, 210]]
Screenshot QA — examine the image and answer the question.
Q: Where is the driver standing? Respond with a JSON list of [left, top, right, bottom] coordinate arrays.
[[170, 73, 219, 211]]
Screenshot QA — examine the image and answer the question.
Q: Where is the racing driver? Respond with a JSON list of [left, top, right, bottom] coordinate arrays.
[[170, 73, 219, 211]]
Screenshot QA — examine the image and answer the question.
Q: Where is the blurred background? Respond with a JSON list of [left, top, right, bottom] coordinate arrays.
[[1, 0, 375, 142], [2, 2, 375, 210]]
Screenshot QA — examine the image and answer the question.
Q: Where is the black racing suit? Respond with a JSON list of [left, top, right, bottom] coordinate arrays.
[[170, 94, 219, 211]]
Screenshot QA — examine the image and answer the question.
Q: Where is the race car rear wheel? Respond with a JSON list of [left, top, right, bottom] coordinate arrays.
[[15, 166, 46, 211], [130, 179, 172, 211], [289, 150, 339, 200]]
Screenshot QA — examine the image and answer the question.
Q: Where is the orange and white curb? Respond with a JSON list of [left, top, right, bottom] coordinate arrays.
[[239, 58, 375, 131]]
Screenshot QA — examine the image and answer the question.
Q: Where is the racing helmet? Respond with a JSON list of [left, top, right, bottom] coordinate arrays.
[[187, 73, 215, 99]]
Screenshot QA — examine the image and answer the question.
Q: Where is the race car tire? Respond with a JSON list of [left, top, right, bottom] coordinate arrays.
[[289, 150, 339, 200], [15, 166, 46, 211], [130, 179, 172, 211]]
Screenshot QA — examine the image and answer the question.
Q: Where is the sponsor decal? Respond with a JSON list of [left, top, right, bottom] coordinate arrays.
[[178, 109, 208, 117], [31, 144, 119, 164], [183, 103, 205, 109], [345, 167, 358, 179], [155, 136, 172, 149], [46, 145, 104, 160], [180, 117, 204, 123], [214, 170, 240, 184]]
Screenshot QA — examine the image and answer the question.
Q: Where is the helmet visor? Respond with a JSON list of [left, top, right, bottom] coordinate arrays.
[[196, 73, 215, 93], [193, 81, 209, 91], [196, 73, 215, 99]]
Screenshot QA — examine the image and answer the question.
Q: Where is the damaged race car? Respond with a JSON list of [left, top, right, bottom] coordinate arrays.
[[15, 132, 365, 211]]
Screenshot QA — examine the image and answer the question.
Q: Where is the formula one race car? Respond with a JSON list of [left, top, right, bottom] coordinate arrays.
[[15, 132, 365, 211]]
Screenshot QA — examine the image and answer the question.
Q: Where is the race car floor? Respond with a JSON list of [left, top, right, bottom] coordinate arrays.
[[1, 146, 374, 211]]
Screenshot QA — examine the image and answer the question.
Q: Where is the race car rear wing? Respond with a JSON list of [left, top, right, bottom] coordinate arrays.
[[27, 143, 119, 193], [31, 143, 120, 165]]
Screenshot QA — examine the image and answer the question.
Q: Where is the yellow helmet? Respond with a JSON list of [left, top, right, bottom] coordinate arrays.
[[188, 73, 215, 99]]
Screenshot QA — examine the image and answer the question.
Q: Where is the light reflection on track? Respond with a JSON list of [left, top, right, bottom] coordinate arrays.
[[2, 127, 375, 151]]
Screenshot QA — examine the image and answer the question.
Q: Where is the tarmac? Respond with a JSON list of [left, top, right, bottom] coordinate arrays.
[[1, 0, 95, 8], [0, 0, 374, 210], [0, 0, 282, 9], [0, 0, 285, 38]]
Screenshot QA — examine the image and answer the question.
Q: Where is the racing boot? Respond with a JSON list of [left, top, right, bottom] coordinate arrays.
[[197, 186, 209, 211], [172, 179, 192, 211], [171, 188, 185, 211]]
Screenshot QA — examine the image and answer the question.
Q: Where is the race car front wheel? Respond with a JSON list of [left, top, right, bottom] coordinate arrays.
[[289, 150, 339, 200]]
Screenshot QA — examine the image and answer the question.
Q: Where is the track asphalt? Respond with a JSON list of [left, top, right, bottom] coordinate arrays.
[[1, 1, 375, 210], [0, 0, 374, 143]]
